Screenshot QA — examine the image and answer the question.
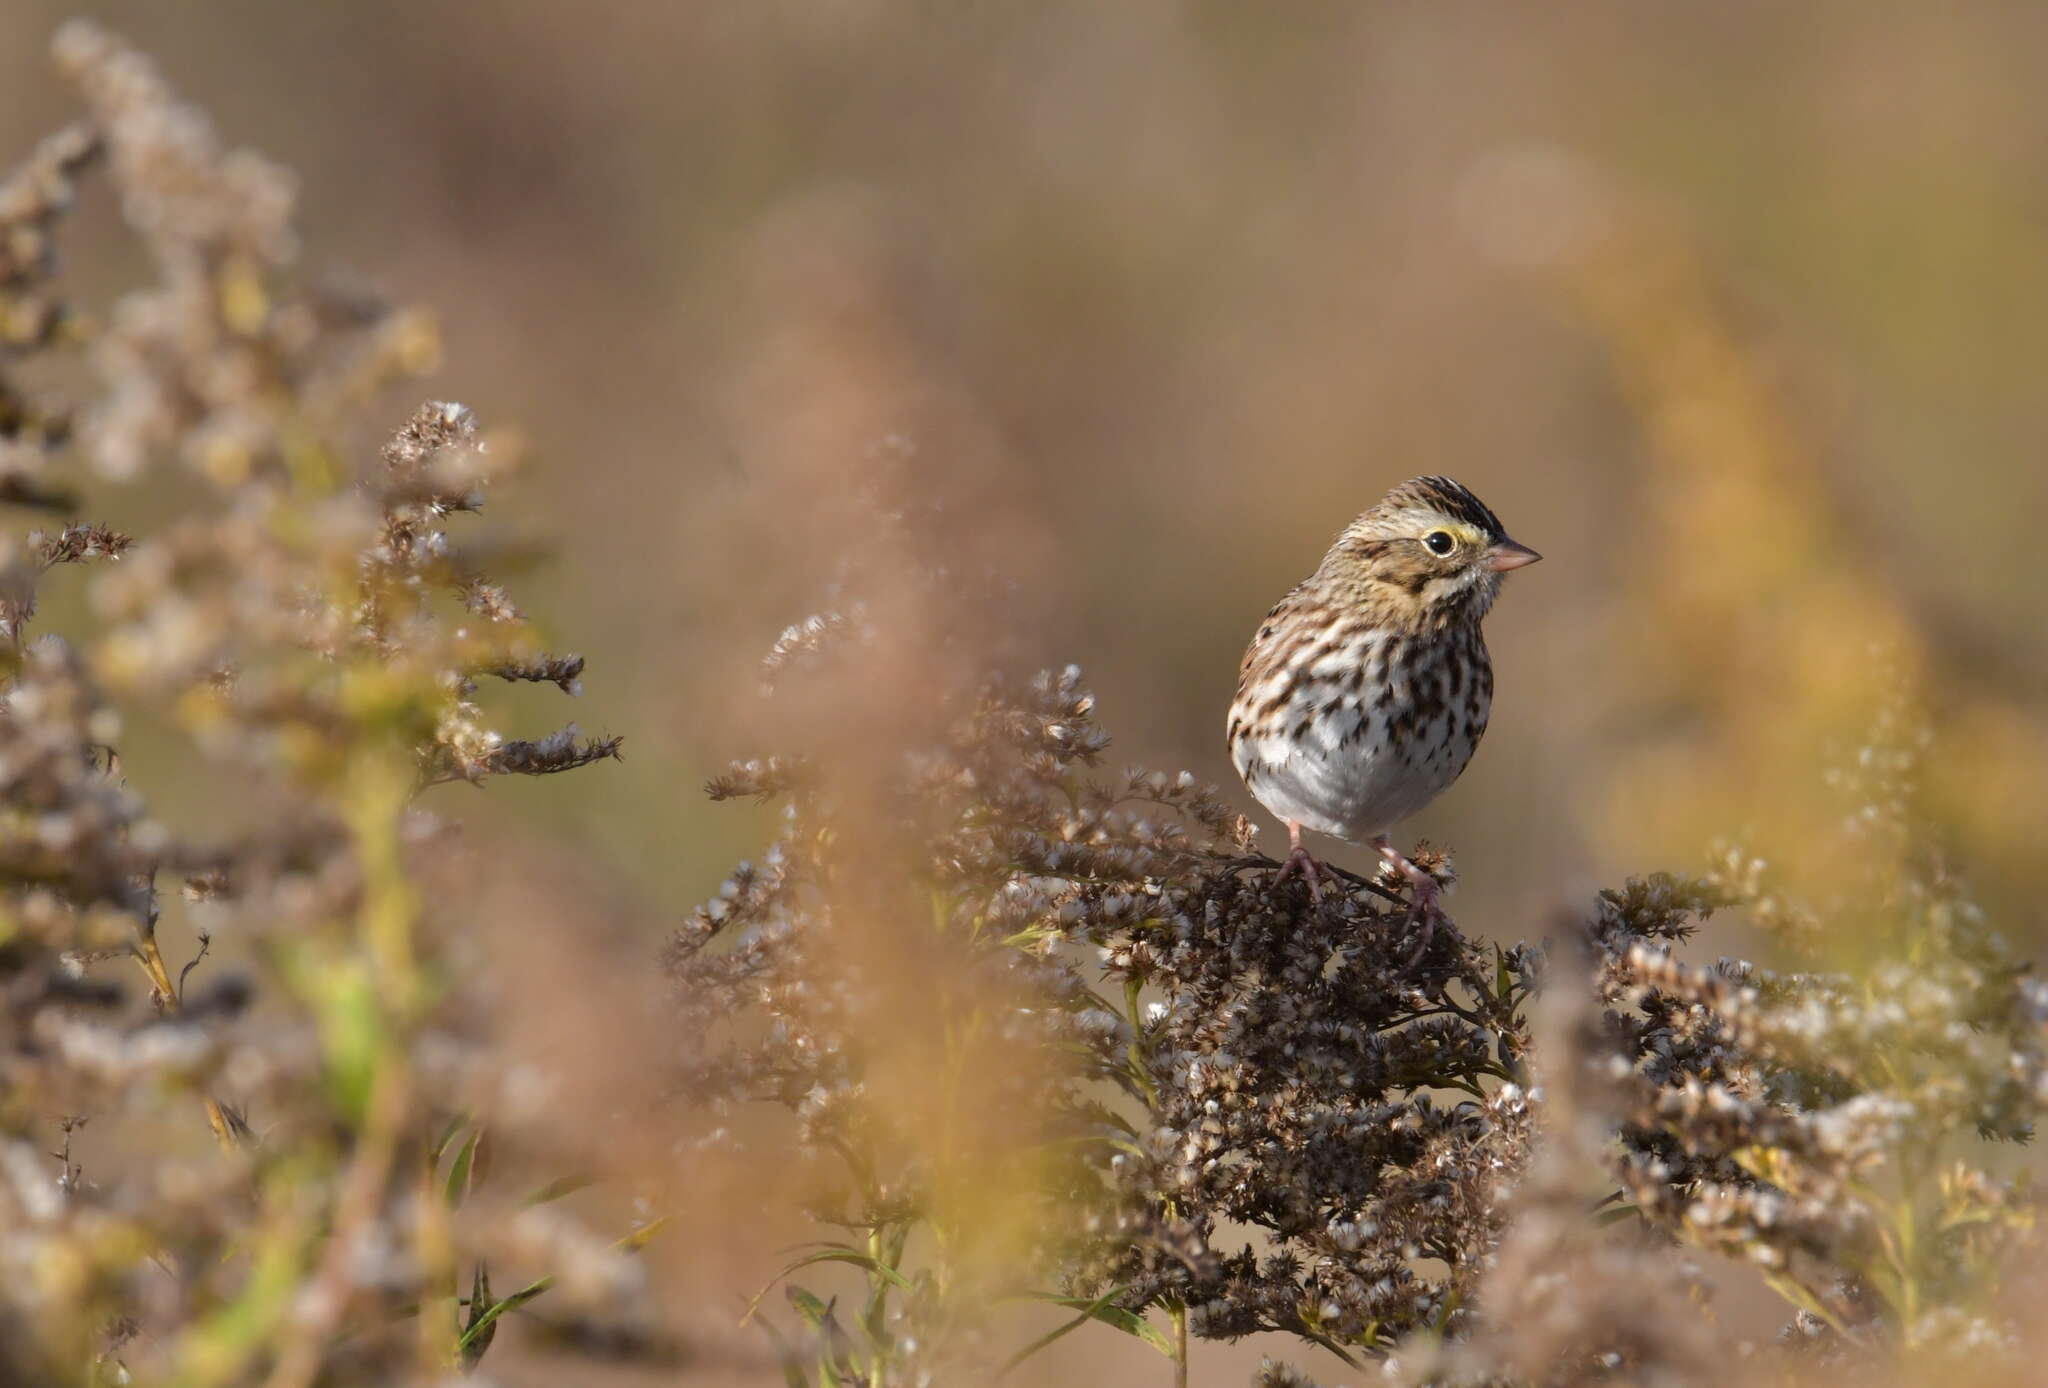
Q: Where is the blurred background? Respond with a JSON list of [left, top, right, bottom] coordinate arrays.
[[7, 2, 2047, 1382]]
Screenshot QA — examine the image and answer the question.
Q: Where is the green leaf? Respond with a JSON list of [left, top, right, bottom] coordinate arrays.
[[454, 1279, 550, 1360], [459, 1262, 495, 1372], [445, 1127, 483, 1210], [998, 1285, 1137, 1375], [430, 1113, 470, 1164], [1001, 1291, 1173, 1358], [1072, 1099, 1142, 1138], [743, 1248, 913, 1325], [784, 1288, 855, 1385], [1299, 1326, 1364, 1370], [454, 1215, 667, 1358], [786, 1287, 834, 1332], [521, 1172, 594, 1207]]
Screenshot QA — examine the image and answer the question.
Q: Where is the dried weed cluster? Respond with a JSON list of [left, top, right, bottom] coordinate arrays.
[[682, 590, 2048, 1386], [1599, 695, 2047, 1357], [1, 23, 625, 1386]]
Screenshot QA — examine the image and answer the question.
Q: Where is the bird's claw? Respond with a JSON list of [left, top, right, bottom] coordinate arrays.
[[1373, 838, 1444, 976], [1273, 845, 1340, 903], [1398, 887, 1442, 975]]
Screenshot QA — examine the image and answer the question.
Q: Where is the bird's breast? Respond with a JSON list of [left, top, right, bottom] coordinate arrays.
[[1228, 623, 1492, 840]]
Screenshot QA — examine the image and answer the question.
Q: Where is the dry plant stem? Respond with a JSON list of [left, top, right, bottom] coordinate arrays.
[[263, 1057, 410, 1388], [132, 921, 237, 1148]]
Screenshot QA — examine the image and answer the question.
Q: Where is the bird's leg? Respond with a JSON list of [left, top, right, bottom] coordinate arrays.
[[1273, 821, 1333, 902], [1373, 836, 1442, 970]]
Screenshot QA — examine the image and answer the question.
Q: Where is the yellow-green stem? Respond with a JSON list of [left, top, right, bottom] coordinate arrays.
[[263, 748, 424, 1386]]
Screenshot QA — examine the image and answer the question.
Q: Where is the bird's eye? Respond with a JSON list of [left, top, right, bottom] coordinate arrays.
[[1424, 530, 1456, 556]]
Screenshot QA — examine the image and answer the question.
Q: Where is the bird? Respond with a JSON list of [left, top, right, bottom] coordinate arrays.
[[1226, 476, 1539, 959]]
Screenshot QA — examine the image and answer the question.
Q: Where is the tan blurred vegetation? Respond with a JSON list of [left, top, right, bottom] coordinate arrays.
[[5, 3, 2048, 1385], [9, 0, 2039, 923]]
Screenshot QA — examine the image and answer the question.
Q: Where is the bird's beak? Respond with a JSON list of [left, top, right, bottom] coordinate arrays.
[[1485, 538, 1542, 572]]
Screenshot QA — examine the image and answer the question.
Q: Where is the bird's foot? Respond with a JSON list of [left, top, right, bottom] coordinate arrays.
[[1398, 884, 1443, 975], [1273, 844, 1340, 903], [1374, 838, 1446, 974]]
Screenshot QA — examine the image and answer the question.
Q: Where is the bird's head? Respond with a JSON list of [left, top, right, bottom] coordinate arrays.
[[1318, 476, 1540, 628]]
